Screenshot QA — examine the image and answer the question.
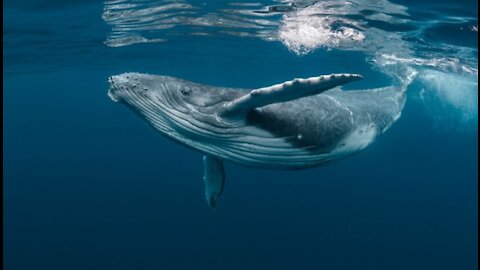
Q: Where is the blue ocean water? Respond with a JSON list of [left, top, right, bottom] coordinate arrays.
[[3, 0, 478, 269]]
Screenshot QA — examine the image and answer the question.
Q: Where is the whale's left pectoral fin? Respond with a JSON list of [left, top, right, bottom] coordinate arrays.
[[203, 155, 225, 208], [220, 73, 362, 118]]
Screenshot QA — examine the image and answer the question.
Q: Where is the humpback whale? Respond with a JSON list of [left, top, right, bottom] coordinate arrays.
[[108, 73, 406, 207]]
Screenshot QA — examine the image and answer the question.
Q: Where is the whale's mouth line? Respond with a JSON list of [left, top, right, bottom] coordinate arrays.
[[107, 88, 120, 102], [107, 76, 121, 102]]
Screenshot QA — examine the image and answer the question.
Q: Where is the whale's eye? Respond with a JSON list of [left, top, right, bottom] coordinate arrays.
[[180, 87, 192, 96]]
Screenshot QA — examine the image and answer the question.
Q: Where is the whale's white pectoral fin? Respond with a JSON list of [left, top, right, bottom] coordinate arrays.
[[220, 73, 362, 117], [203, 155, 225, 208]]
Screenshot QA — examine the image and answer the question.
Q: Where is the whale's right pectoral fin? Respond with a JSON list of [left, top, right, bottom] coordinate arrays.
[[203, 155, 225, 208], [220, 73, 362, 118]]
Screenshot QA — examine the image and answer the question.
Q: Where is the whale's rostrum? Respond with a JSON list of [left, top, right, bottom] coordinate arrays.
[[108, 72, 406, 207]]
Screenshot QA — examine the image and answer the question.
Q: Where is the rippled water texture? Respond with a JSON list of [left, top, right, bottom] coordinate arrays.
[[100, 0, 478, 126], [102, 0, 477, 71]]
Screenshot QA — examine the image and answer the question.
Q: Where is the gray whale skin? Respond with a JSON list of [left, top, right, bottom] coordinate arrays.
[[108, 72, 406, 207]]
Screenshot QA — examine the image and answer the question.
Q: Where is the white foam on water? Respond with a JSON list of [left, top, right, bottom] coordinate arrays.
[[277, 3, 365, 55], [375, 53, 478, 76], [276, 0, 411, 54]]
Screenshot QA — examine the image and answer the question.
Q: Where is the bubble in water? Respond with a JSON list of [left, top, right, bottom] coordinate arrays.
[[417, 69, 478, 131]]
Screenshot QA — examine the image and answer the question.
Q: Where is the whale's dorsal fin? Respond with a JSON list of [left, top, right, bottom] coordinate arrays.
[[220, 73, 362, 118]]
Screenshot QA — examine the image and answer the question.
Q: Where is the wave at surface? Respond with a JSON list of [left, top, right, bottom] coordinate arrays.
[[101, 0, 478, 129], [102, 0, 477, 75], [102, 0, 282, 47]]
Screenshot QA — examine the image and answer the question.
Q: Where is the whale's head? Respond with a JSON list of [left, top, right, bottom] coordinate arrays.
[[108, 72, 186, 108], [108, 72, 243, 141], [108, 73, 201, 131], [108, 72, 241, 112]]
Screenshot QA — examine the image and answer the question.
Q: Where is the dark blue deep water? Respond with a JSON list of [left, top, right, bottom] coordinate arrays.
[[3, 0, 478, 269]]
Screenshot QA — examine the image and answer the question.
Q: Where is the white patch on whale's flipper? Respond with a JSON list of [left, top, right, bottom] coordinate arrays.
[[220, 73, 362, 117], [203, 155, 225, 208]]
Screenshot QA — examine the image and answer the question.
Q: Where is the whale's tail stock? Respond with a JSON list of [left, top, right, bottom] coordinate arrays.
[[387, 65, 419, 94], [401, 66, 419, 93]]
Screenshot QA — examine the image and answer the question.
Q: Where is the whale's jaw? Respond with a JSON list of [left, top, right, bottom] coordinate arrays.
[[107, 73, 182, 141], [107, 76, 121, 102]]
